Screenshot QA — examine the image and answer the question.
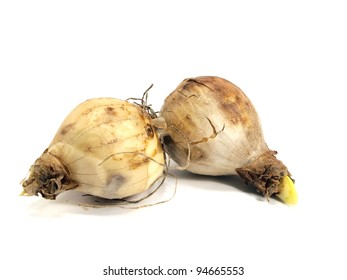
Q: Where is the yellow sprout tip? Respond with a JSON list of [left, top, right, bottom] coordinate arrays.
[[20, 190, 30, 196], [276, 176, 298, 205]]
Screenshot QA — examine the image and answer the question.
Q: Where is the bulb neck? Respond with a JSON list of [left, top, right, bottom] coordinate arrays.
[[22, 149, 77, 200], [236, 150, 291, 198]]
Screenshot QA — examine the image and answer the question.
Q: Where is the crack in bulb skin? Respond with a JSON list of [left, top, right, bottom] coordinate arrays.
[[160, 76, 297, 205]]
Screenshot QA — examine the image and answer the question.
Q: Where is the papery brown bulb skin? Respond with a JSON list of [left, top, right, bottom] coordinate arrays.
[[160, 76, 291, 197], [161, 76, 268, 175]]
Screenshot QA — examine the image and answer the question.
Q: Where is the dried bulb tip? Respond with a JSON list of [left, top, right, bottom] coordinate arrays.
[[21, 151, 77, 200]]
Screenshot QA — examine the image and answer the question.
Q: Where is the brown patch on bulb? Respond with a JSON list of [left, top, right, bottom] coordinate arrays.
[[105, 106, 117, 116], [189, 77, 256, 126], [190, 147, 205, 161], [128, 154, 150, 170], [59, 123, 75, 136], [219, 101, 242, 124]]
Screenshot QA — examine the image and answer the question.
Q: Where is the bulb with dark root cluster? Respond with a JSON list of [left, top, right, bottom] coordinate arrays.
[[22, 98, 165, 200], [160, 76, 297, 204]]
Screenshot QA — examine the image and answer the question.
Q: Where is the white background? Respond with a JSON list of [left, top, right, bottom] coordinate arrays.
[[1, 0, 346, 279]]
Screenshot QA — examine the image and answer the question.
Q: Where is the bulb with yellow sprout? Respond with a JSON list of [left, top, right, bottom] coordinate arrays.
[[160, 76, 298, 205]]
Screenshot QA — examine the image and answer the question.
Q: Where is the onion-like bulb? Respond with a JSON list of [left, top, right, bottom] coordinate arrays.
[[160, 76, 297, 204], [22, 98, 165, 200]]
